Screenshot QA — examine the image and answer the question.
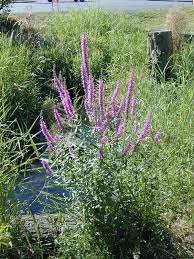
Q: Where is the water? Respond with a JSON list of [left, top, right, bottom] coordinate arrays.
[[15, 161, 68, 214]]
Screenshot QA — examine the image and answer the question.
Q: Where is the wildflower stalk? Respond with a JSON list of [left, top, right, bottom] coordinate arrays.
[[130, 96, 137, 118], [137, 112, 151, 144], [98, 80, 104, 115], [53, 107, 63, 131], [41, 160, 53, 174], [40, 120, 54, 144]]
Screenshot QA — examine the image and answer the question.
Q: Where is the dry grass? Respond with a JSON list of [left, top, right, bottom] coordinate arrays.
[[166, 7, 188, 51]]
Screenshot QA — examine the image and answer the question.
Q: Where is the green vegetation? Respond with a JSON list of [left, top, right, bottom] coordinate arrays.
[[0, 0, 12, 11], [0, 8, 193, 258], [0, 35, 41, 129]]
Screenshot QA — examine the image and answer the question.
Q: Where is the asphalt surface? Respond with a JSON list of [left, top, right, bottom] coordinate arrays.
[[10, 0, 193, 14]]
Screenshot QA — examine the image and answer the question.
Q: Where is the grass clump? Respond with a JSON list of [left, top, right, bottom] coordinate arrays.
[[0, 34, 41, 128], [166, 7, 188, 51]]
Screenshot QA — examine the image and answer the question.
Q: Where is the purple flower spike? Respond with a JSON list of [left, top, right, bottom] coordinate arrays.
[[111, 81, 122, 118], [87, 76, 95, 109], [130, 96, 137, 118], [54, 77, 75, 122], [81, 62, 88, 93], [115, 122, 125, 139], [98, 80, 104, 115], [96, 120, 104, 132], [132, 121, 139, 133], [154, 131, 161, 143], [101, 134, 108, 145], [40, 120, 54, 144], [111, 102, 117, 118], [55, 77, 68, 115], [41, 160, 53, 174], [125, 72, 135, 118], [117, 97, 126, 117], [47, 142, 54, 152], [102, 111, 110, 130], [53, 107, 63, 131], [55, 78, 69, 115], [137, 112, 151, 144], [64, 88, 74, 116], [69, 146, 76, 158], [111, 81, 121, 103], [90, 103, 98, 127], [54, 134, 61, 143], [122, 141, 134, 157], [81, 33, 89, 72], [104, 111, 110, 126]]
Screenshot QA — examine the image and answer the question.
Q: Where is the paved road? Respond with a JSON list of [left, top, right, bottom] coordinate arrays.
[[10, 0, 193, 14]]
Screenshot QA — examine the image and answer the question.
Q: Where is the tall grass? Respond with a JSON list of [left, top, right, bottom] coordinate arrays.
[[34, 9, 148, 96], [0, 34, 41, 128], [0, 36, 41, 257]]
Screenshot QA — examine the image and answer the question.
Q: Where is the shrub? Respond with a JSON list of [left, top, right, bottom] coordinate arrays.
[[39, 34, 190, 258]]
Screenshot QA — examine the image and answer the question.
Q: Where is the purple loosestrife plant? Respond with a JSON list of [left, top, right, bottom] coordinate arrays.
[[40, 160, 53, 174], [54, 134, 62, 143], [96, 120, 104, 133], [154, 131, 161, 143], [132, 121, 139, 133], [53, 107, 63, 131], [40, 120, 54, 144], [98, 80, 105, 116], [130, 96, 137, 118], [137, 112, 151, 145], [55, 77, 68, 115], [103, 111, 110, 129], [117, 97, 126, 118], [101, 134, 108, 146], [69, 146, 76, 158], [92, 104, 98, 129], [54, 77, 74, 122], [81, 63, 88, 93], [40, 120, 55, 152], [115, 122, 125, 139], [41, 33, 158, 167], [87, 76, 95, 110], [122, 140, 135, 157], [38, 33, 167, 259]]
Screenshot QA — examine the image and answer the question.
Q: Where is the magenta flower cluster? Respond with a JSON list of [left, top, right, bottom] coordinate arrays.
[[40, 33, 160, 172]]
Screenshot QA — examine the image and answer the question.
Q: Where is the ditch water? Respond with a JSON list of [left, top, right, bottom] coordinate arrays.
[[14, 132, 68, 214], [15, 126, 89, 214], [15, 161, 68, 214]]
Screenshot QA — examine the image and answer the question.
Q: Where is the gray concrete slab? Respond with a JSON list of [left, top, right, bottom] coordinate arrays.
[[9, 0, 193, 14]]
